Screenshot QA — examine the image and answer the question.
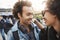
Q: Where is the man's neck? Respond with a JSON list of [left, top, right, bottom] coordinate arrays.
[[19, 21, 31, 32]]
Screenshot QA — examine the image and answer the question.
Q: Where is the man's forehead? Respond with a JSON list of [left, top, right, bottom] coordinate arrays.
[[23, 6, 33, 11]]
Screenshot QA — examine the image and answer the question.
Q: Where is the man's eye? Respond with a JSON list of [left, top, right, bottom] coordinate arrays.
[[27, 13, 33, 16], [27, 14, 30, 16]]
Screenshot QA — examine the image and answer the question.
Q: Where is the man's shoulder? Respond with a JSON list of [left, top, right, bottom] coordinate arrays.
[[31, 22, 38, 27], [31, 22, 40, 32]]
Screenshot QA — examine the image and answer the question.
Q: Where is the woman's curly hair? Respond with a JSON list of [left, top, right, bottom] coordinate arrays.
[[46, 0, 60, 20]]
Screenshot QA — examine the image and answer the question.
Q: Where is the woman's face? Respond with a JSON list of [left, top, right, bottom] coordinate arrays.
[[43, 10, 56, 26]]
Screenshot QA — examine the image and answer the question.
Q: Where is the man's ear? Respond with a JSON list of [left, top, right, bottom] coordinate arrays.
[[18, 13, 21, 19]]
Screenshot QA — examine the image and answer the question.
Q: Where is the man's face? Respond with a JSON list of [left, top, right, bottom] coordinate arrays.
[[43, 10, 56, 26], [19, 6, 33, 25]]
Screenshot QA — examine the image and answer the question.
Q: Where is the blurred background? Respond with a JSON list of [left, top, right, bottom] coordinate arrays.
[[0, 0, 47, 34], [0, 0, 47, 25]]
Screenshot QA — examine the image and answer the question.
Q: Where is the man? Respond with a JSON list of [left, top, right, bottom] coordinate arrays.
[[7, 1, 40, 40]]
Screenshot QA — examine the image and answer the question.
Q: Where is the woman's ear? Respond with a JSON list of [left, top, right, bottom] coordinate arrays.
[[53, 15, 57, 20], [53, 15, 56, 18]]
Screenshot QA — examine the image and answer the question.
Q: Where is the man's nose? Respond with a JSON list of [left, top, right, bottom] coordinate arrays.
[[29, 15, 33, 19]]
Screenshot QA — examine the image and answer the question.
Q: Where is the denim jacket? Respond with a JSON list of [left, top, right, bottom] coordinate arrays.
[[7, 21, 40, 40]]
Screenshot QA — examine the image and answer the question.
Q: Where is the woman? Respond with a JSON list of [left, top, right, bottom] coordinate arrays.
[[34, 0, 60, 40]]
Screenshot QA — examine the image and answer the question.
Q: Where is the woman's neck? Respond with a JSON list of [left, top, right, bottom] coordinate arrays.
[[52, 19, 60, 33]]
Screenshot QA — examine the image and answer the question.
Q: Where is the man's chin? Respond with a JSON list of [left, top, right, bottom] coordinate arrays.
[[46, 24, 51, 26], [28, 22, 32, 25]]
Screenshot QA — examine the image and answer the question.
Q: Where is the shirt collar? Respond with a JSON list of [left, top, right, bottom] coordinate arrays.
[[18, 21, 34, 34]]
